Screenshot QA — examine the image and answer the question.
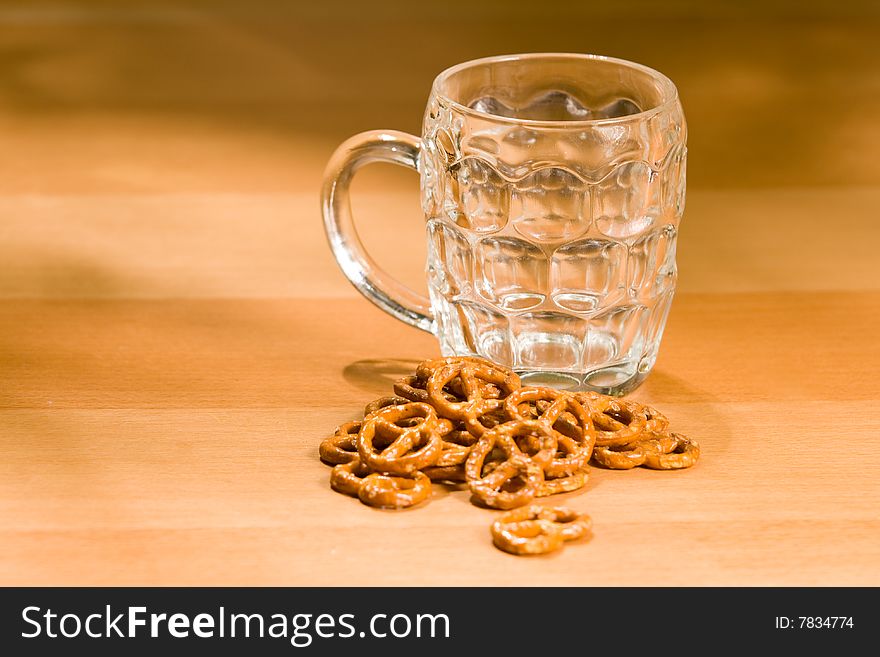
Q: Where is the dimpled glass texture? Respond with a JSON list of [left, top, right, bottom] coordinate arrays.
[[420, 54, 686, 394]]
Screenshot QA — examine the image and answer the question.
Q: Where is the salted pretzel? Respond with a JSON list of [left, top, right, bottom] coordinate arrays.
[[591, 430, 679, 470], [638, 431, 681, 456], [363, 395, 410, 417], [329, 458, 373, 497], [591, 443, 647, 469], [422, 464, 467, 483], [490, 505, 592, 555], [322, 355, 700, 554], [589, 398, 648, 447], [641, 404, 670, 433], [415, 356, 517, 382], [427, 360, 520, 422], [359, 471, 432, 508], [573, 390, 615, 408], [504, 387, 595, 477], [441, 422, 480, 447], [468, 454, 543, 510], [415, 356, 518, 399], [537, 469, 589, 497], [394, 357, 504, 405], [592, 430, 693, 470], [465, 421, 555, 509], [642, 433, 700, 470], [357, 402, 444, 475], [462, 398, 510, 438], [393, 375, 461, 405], [474, 420, 557, 468], [435, 439, 471, 467], [319, 421, 361, 465]]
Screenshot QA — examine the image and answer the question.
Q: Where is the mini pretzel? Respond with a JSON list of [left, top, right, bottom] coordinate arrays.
[[642, 433, 700, 470], [422, 464, 467, 482], [435, 439, 471, 467], [322, 354, 700, 555], [329, 458, 372, 497], [592, 431, 692, 469], [537, 469, 589, 497], [476, 420, 558, 469], [415, 356, 518, 383], [591, 443, 647, 469], [364, 395, 410, 417], [639, 431, 681, 456], [462, 398, 509, 438], [319, 421, 361, 465], [468, 454, 544, 509], [359, 471, 431, 508], [442, 423, 480, 446], [504, 388, 595, 477], [490, 505, 592, 555], [590, 398, 648, 447], [427, 361, 521, 422], [465, 421, 555, 509], [640, 404, 669, 433], [416, 356, 518, 399], [393, 375, 461, 405], [357, 403, 443, 475], [394, 368, 476, 406], [573, 390, 615, 408]]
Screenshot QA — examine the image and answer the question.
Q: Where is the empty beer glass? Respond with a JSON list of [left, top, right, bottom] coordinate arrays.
[[322, 53, 686, 394]]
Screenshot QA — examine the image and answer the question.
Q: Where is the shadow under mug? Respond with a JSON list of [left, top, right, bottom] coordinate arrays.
[[322, 53, 686, 395]]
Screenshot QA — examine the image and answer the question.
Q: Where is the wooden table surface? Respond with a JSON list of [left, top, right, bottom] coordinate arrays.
[[2, 1, 879, 586]]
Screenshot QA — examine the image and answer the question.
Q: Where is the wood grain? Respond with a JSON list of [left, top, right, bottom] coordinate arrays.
[[1, 1, 879, 585]]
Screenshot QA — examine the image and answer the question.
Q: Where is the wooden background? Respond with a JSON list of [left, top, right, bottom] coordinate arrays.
[[1, 0, 878, 585]]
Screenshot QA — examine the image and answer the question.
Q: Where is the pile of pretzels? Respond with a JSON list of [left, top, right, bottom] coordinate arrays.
[[318, 356, 699, 555]]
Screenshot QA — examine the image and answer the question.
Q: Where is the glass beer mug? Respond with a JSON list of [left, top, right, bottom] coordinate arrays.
[[322, 53, 686, 394]]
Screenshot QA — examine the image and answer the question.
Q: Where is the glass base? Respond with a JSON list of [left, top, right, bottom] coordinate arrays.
[[517, 368, 650, 396]]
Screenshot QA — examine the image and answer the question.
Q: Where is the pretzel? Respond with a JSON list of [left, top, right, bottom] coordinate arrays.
[[393, 375, 444, 404], [435, 439, 471, 467], [357, 402, 444, 475], [490, 505, 592, 555], [537, 469, 589, 497], [591, 443, 647, 469], [465, 421, 555, 509], [590, 398, 648, 447], [574, 393, 668, 431], [642, 433, 700, 470], [415, 356, 518, 383], [441, 423, 480, 447], [427, 360, 521, 422], [422, 464, 467, 483], [482, 421, 558, 468], [468, 455, 543, 509], [329, 458, 373, 497], [573, 390, 616, 408], [321, 354, 701, 556], [319, 421, 361, 465], [462, 398, 510, 438], [364, 396, 410, 417], [415, 356, 518, 400], [639, 431, 681, 456], [641, 404, 669, 433], [394, 369, 472, 406], [359, 471, 431, 508], [504, 388, 595, 477], [592, 429, 692, 469]]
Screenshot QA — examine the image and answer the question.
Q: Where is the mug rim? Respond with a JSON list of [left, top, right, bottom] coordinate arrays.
[[431, 52, 680, 128]]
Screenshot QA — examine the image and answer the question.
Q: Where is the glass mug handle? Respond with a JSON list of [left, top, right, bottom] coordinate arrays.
[[321, 130, 434, 334]]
